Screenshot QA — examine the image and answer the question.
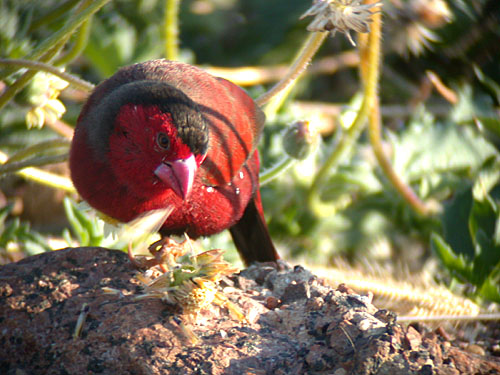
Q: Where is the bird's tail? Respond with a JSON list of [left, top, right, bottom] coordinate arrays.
[[229, 192, 279, 265]]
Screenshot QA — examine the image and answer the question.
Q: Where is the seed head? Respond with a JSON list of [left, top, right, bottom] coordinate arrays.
[[301, 0, 382, 45]]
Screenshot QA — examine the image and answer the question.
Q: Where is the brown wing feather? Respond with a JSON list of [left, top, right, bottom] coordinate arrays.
[[196, 76, 265, 186]]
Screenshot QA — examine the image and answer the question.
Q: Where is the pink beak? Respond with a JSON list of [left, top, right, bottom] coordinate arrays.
[[154, 154, 197, 200]]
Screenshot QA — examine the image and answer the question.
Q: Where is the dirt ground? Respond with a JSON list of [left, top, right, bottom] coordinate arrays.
[[1, 247, 499, 374]]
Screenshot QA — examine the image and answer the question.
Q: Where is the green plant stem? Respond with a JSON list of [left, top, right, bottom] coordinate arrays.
[[0, 155, 69, 175], [256, 32, 328, 108], [0, 139, 70, 176], [1, 0, 97, 80], [0, 150, 75, 193], [365, 9, 430, 216], [369, 101, 430, 215], [0, 59, 95, 92], [307, 4, 383, 216], [29, 0, 80, 32], [55, 17, 92, 66], [28, 0, 108, 63], [3, 139, 70, 164], [260, 155, 296, 186], [0, 0, 110, 110], [164, 0, 181, 60], [306, 97, 368, 215], [0, 39, 69, 111]]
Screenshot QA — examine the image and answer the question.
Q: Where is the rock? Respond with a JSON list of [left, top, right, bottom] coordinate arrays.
[[1, 247, 500, 374], [405, 326, 422, 351]]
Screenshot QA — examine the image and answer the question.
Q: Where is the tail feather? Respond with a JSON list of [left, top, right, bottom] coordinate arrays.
[[229, 194, 279, 265]]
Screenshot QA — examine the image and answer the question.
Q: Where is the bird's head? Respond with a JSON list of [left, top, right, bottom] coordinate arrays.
[[96, 81, 209, 200]]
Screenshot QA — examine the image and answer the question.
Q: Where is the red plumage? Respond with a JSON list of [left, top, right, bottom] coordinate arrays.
[[69, 59, 278, 264]]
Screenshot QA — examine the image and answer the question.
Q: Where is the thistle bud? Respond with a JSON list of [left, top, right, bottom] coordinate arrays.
[[14, 71, 68, 128], [15, 72, 51, 108], [282, 120, 319, 160]]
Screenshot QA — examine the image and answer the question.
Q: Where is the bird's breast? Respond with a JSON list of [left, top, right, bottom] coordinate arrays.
[[159, 153, 259, 237]]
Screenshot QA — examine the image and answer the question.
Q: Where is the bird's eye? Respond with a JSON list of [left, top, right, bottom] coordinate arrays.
[[156, 132, 170, 150]]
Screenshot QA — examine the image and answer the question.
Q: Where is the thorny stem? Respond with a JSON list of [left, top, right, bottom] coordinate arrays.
[[256, 32, 328, 108], [0, 59, 95, 92], [0, 150, 75, 193], [164, 0, 181, 61], [364, 5, 430, 216], [0, 0, 110, 111]]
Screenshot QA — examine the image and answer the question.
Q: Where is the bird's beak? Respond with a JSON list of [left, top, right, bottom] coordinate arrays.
[[155, 154, 197, 200]]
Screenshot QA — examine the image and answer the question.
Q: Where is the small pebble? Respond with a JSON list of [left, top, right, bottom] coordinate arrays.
[[465, 344, 485, 356], [336, 283, 354, 294], [265, 296, 280, 310]]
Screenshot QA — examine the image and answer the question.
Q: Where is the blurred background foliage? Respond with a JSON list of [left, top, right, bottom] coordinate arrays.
[[0, 0, 500, 304]]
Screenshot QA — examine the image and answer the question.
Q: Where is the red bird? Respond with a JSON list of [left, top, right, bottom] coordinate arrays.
[[69, 59, 278, 265]]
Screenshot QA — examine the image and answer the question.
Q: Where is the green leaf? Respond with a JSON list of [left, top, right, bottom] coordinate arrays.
[[436, 190, 500, 301], [392, 116, 497, 188], [469, 196, 498, 247], [431, 232, 472, 282], [0, 204, 12, 226], [450, 84, 500, 134], [472, 165, 500, 202], [63, 197, 89, 245], [477, 278, 500, 304], [474, 65, 500, 105], [0, 219, 20, 247], [471, 228, 500, 286], [442, 187, 475, 259]]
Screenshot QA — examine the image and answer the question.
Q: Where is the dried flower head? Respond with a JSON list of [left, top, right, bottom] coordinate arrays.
[[135, 245, 243, 320], [388, 0, 452, 56], [301, 0, 382, 45], [411, 0, 451, 28]]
